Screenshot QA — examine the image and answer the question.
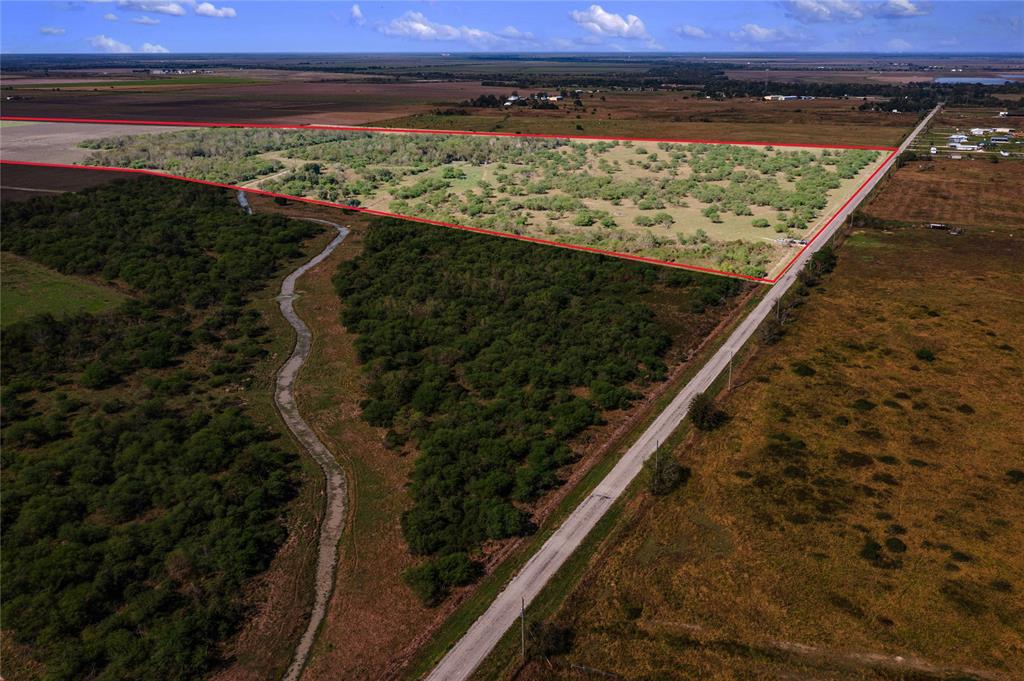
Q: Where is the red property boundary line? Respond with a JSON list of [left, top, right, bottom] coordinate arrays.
[[0, 116, 899, 283]]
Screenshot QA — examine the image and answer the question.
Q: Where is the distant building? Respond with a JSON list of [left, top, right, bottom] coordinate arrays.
[[763, 95, 798, 101], [930, 146, 938, 154]]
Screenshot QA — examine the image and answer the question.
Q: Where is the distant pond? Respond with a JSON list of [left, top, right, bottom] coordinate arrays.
[[933, 76, 1019, 85]]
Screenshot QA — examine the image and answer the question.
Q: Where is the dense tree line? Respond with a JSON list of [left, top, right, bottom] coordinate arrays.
[[701, 77, 1024, 111], [333, 219, 743, 601], [1, 178, 318, 679]]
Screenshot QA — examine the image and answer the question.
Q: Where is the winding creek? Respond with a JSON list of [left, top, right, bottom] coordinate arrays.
[[240, 189, 351, 681]]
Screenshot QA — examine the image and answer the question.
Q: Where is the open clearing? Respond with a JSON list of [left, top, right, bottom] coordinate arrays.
[[0, 121, 186, 164], [65, 125, 887, 278], [0, 251, 128, 327], [507, 160, 1024, 681], [858, 158, 1024, 228]]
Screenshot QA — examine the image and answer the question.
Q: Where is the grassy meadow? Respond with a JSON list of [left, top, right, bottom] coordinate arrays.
[[1, 251, 128, 327]]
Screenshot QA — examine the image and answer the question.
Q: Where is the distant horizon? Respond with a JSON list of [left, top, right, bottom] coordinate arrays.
[[2, 1, 1021, 56], [3, 50, 1024, 57]]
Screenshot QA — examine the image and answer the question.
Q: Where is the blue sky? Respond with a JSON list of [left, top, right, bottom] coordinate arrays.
[[1, 1, 1021, 54]]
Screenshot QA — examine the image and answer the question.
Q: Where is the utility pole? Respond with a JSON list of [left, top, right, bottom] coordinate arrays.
[[728, 350, 733, 390], [520, 596, 526, 665]]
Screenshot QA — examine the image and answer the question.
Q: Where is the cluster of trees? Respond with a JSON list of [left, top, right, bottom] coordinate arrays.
[[81, 128, 342, 183], [81, 128, 877, 275], [334, 219, 743, 602], [1, 178, 318, 679]]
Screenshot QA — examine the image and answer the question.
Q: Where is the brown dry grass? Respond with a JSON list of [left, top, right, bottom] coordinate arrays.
[[377, 93, 913, 147], [511, 171, 1024, 680], [861, 158, 1024, 228], [933, 107, 1021, 131]]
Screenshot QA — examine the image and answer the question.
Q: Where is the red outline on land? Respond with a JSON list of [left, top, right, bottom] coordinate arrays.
[[0, 115, 899, 283]]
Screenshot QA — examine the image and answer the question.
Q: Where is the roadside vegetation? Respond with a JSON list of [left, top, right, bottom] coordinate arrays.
[[0, 178, 320, 680], [78, 128, 882, 277], [332, 219, 744, 603]]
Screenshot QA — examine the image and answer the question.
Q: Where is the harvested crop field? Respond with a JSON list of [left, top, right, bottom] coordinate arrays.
[[506, 169, 1024, 680], [0, 80, 515, 126], [0, 160, 134, 199], [859, 158, 1024, 228], [0, 122, 186, 164], [0, 80, 916, 146]]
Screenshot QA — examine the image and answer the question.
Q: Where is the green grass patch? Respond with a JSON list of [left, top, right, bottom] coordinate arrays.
[[1, 251, 128, 327]]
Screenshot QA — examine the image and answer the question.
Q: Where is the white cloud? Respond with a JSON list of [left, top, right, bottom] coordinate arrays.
[[116, 1, 186, 16], [570, 4, 648, 39], [785, 0, 929, 23], [141, 42, 169, 52], [132, 15, 160, 24], [351, 3, 365, 26], [104, 12, 118, 21], [378, 11, 531, 48], [784, 0, 864, 23], [886, 37, 912, 50], [876, 0, 928, 18], [88, 34, 133, 52], [729, 23, 801, 44], [381, 11, 461, 40], [40, 26, 67, 35], [498, 26, 536, 41], [674, 24, 709, 39], [195, 2, 236, 18]]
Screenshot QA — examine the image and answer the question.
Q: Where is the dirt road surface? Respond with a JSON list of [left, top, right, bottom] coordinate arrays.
[[271, 217, 351, 681], [423, 105, 943, 681]]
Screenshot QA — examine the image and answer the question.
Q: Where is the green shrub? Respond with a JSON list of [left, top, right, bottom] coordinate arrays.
[[645, 447, 690, 496], [791, 361, 816, 377], [689, 391, 726, 431], [528, 621, 575, 659]]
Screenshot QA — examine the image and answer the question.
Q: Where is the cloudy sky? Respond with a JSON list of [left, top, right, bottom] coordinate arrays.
[[2, 1, 1021, 54]]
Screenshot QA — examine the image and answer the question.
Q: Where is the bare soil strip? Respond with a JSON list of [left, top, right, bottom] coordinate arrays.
[[270, 216, 351, 681]]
